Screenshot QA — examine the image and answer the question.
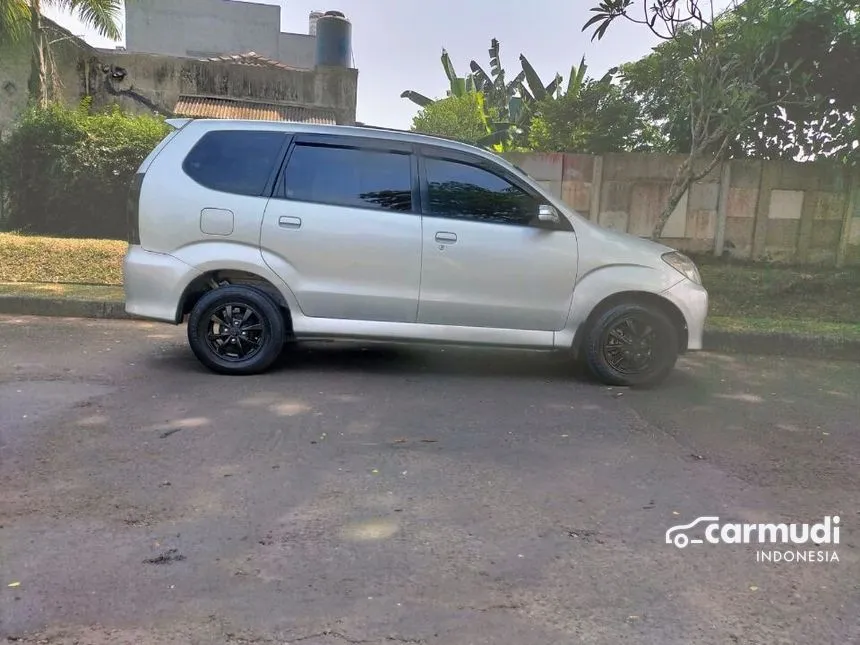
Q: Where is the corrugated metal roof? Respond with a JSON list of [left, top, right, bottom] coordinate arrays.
[[173, 96, 337, 125]]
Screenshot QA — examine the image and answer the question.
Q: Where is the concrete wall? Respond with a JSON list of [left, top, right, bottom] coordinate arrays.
[[0, 25, 92, 135], [125, 0, 317, 69], [277, 33, 316, 70], [505, 152, 860, 267], [0, 40, 30, 135], [0, 32, 358, 131], [87, 51, 358, 125]]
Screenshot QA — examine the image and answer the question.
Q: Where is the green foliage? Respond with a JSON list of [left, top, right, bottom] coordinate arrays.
[[403, 39, 542, 151], [401, 48, 475, 108], [402, 38, 656, 155], [618, 39, 692, 152], [470, 38, 528, 117], [0, 0, 123, 43], [0, 0, 29, 43], [525, 55, 652, 154], [527, 79, 664, 154], [0, 100, 170, 238], [518, 54, 562, 102], [608, 0, 859, 163], [753, 0, 860, 163], [410, 93, 499, 147], [470, 40, 530, 129]]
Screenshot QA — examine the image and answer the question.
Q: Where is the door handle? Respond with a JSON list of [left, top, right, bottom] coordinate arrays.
[[435, 231, 457, 244], [278, 216, 302, 229]]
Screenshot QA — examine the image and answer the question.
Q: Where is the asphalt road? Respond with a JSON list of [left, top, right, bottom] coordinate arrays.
[[1, 315, 858, 645]]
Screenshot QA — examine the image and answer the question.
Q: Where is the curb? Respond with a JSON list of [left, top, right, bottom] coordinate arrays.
[[0, 296, 132, 320], [703, 330, 860, 362], [2, 296, 858, 362]]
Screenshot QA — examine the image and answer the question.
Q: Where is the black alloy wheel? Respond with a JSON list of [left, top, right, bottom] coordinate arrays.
[[204, 302, 266, 361], [583, 303, 679, 387], [187, 285, 285, 375]]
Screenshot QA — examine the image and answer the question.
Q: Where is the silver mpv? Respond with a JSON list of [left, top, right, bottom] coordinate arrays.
[[124, 119, 708, 386]]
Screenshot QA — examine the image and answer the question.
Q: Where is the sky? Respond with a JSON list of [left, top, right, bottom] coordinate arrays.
[[43, 0, 668, 130]]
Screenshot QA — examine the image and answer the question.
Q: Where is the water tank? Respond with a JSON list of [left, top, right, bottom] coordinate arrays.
[[314, 11, 352, 68], [308, 10, 324, 36]]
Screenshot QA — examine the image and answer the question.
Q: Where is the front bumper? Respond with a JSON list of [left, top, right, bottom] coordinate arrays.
[[124, 245, 201, 323], [662, 279, 708, 350]]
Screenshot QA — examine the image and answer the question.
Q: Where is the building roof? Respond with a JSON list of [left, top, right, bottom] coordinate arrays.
[[197, 52, 301, 71], [173, 95, 337, 125]]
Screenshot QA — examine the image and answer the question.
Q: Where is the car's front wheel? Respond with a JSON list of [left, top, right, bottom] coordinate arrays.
[[583, 302, 679, 387], [187, 285, 286, 375]]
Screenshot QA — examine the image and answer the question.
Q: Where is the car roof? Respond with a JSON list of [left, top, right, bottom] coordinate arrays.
[[177, 119, 521, 172]]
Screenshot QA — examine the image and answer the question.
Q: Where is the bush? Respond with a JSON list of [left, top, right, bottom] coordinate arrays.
[[411, 94, 496, 146], [0, 100, 170, 239]]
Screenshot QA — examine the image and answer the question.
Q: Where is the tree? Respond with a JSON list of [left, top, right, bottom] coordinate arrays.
[[620, 0, 860, 164], [410, 93, 496, 146], [401, 39, 558, 150], [467, 39, 532, 146], [585, 0, 816, 240], [751, 0, 859, 163], [527, 58, 662, 154], [0, 0, 123, 106], [400, 38, 528, 152]]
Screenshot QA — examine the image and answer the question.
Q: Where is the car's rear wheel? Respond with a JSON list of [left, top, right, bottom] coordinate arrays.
[[187, 285, 285, 375], [583, 303, 679, 387]]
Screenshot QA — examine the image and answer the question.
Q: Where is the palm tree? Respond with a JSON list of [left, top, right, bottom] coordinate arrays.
[[1, 0, 123, 106]]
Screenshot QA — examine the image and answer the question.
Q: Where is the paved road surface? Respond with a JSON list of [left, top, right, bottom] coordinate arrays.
[[1, 315, 858, 644]]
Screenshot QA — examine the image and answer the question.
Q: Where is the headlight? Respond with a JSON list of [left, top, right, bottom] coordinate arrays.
[[662, 252, 702, 285]]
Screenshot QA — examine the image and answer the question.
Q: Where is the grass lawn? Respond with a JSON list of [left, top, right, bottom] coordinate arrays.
[[2, 233, 859, 338], [706, 316, 860, 341], [0, 232, 125, 285], [694, 257, 860, 324]]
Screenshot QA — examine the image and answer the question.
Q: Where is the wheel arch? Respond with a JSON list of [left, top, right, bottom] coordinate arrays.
[[572, 290, 688, 357], [176, 269, 293, 334]]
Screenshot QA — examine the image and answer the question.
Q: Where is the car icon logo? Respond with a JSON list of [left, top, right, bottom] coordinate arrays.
[[666, 516, 720, 548]]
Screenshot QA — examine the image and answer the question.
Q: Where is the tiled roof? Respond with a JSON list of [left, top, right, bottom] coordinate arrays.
[[198, 52, 299, 71], [173, 96, 337, 125]]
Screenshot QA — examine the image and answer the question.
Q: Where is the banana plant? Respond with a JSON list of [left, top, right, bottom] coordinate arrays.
[[567, 56, 589, 97], [401, 40, 525, 151], [473, 92, 519, 152], [404, 39, 591, 151], [401, 48, 476, 107], [469, 38, 527, 123], [519, 54, 564, 102], [566, 57, 617, 97]]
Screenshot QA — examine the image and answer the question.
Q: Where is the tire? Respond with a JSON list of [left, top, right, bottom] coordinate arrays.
[[583, 302, 679, 387], [187, 285, 286, 375]]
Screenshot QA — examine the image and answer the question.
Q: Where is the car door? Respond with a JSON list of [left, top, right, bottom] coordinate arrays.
[[417, 147, 578, 331], [260, 134, 422, 323]]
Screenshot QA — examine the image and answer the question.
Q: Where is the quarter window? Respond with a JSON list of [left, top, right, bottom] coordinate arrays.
[[425, 157, 541, 226], [283, 144, 413, 212], [183, 130, 287, 196]]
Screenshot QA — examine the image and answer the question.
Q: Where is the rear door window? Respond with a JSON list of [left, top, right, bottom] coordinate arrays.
[[283, 143, 413, 212], [183, 130, 287, 196], [423, 156, 542, 226]]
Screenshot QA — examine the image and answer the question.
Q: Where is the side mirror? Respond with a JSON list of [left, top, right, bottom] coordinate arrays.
[[537, 204, 561, 225]]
